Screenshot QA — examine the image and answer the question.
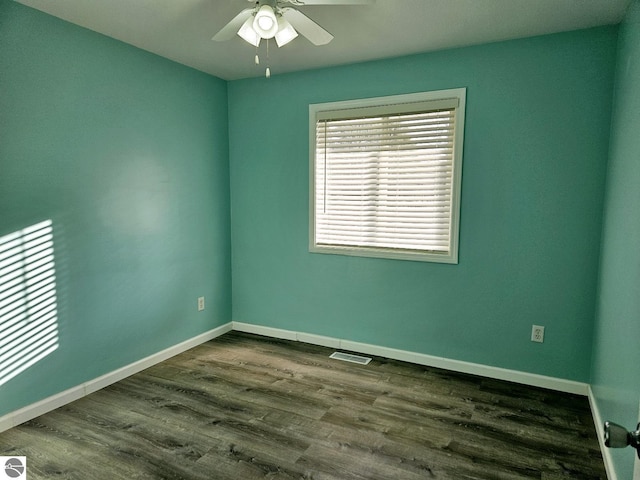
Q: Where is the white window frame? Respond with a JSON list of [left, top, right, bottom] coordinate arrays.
[[309, 88, 466, 264]]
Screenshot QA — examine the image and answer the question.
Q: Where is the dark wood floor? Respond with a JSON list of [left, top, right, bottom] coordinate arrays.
[[0, 331, 606, 479]]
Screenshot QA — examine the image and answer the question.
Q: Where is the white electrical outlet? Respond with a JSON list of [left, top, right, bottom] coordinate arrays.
[[531, 325, 545, 343], [197, 296, 205, 311]]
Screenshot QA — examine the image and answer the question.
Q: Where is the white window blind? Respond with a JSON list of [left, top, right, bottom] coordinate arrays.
[[310, 89, 466, 263]]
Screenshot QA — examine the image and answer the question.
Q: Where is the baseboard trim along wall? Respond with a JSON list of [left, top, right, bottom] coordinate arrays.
[[232, 322, 590, 396], [0, 322, 233, 434], [0, 321, 593, 435], [588, 386, 617, 480], [1, 320, 613, 475]]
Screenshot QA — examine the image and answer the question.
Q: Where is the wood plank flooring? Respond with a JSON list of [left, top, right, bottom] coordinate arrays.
[[0, 331, 606, 479]]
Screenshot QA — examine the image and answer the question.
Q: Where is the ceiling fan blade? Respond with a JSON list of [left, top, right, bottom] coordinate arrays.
[[290, 0, 374, 3], [281, 8, 333, 45], [212, 8, 253, 41]]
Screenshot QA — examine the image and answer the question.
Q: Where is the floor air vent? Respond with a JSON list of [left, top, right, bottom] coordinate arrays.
[[330, 352, 372, 365]]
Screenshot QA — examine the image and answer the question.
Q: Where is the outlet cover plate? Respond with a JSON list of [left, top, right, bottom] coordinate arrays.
[[531, 325, 545, 343]]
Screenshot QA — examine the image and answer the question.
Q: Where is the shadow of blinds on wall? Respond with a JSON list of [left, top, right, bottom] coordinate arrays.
[[0, 220, 60, 386]]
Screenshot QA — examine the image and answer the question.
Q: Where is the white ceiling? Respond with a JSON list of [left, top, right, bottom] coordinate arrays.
[[16, 0, 630, 80]]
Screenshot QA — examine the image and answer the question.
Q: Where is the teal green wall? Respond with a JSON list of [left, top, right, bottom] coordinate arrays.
[[0, 1, 231, 416], [591, 0, 640, 478], [229, 27, 617, 383]]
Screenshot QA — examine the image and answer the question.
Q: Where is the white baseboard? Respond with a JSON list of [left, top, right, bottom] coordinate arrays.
[[0, 322, 232, 434], [0, 319, 613, 477], [232, 321, 589, 396], [0, 320, 591, 438], [588, 386, 617, 480]]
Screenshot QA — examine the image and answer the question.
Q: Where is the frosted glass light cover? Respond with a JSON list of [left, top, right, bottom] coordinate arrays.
[[237, 17, 260, 47], [275, 17, 298, 47]]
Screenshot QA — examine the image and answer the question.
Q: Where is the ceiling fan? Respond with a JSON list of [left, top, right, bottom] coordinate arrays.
[[212, 0, 374, 76]]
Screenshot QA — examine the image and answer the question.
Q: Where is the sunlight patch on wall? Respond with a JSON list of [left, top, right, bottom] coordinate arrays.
[[0, 220, 59, 386]]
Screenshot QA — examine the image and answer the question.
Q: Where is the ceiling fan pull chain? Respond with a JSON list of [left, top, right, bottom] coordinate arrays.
[[265, 38, 271, 78]]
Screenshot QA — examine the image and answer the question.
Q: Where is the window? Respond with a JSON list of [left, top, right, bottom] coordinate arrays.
[[309, 88, 466, 263]]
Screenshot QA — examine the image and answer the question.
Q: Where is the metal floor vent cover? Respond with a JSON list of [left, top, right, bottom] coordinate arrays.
[[329, 351, 372, 365]]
